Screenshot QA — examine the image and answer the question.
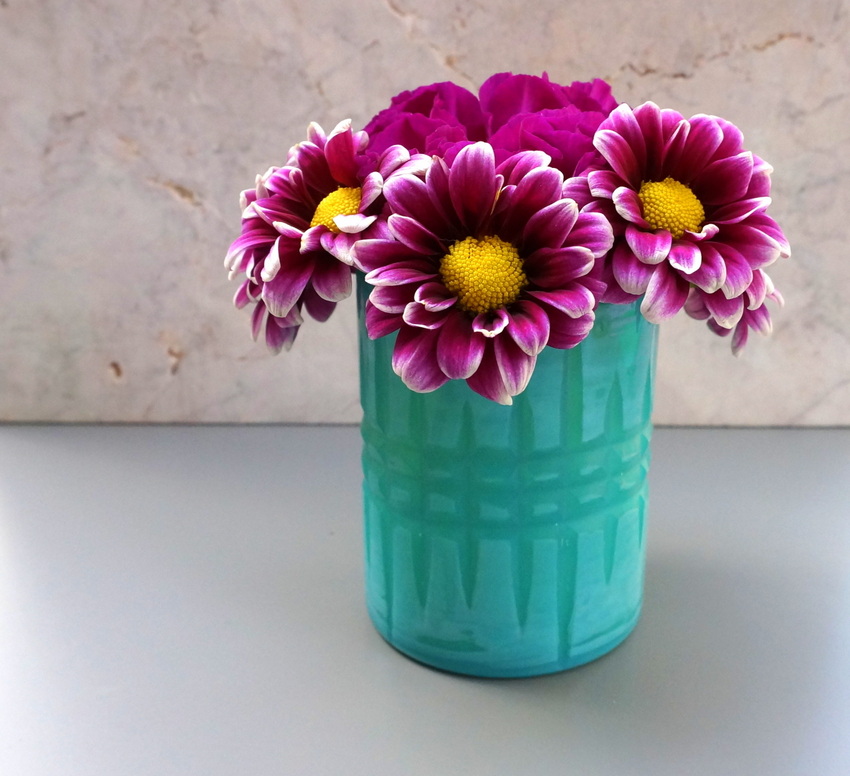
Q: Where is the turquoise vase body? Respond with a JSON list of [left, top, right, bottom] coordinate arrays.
[[358, 281, 659, 678]]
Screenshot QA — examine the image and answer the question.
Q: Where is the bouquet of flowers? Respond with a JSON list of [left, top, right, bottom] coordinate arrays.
[[224, 73, 790, 405]]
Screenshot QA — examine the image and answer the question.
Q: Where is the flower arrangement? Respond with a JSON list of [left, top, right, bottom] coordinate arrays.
[[224, 73, 790, 405]]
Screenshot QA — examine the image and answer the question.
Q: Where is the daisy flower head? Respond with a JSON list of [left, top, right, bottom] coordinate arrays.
[[585, 102, 790, 328], [224, 119, 428, 352], [352, 141, 614, 405]]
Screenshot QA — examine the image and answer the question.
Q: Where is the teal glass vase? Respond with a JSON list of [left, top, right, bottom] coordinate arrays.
[[358, 280, 659, 678]]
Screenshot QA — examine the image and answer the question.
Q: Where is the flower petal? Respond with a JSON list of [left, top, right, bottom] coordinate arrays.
[[448, 141, 499, 233], [365, 260, 438, 287], [692, 151, 754, 205], [612, 187, 649, 226], [524, 246, 595, 287], [526, 285, 595, 318], [310, 257, 352, 302], [564, 210, 615, 258], [392, 327, 450, 393], [506, 300, 550, 355], [640, 264, 689, 322], [465, 345, 513, 405], [324, 119, 359, 186], [333, 213, 376, 234], [494, 335, 537, 398], [687, 242, 727, 293], [625, 225, 672, 264], [403, 301, 449, 330], [668, 241, 702, 274], [414, 281, 458, 312], [521, 198, 578, 253], [704, 291, 745, 329], [612, 241, 654, 294], [472, 308, 510, 337], [436, 312, 486, 379], [388, 214, 445, 254], [365, 301, 402, 338]]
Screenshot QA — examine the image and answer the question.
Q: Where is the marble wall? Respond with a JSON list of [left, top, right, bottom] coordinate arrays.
[[2, 0, 847, 424]]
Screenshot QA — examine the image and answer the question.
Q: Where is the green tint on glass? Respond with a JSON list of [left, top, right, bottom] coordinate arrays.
[[357, 278, 659, 677]]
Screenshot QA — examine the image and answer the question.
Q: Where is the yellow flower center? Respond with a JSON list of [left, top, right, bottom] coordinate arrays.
[[638, 177, 705, 238], [310, 186, 362, 232], [440, 235, 527, 315]]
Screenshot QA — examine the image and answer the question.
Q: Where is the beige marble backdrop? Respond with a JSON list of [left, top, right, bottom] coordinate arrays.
[[1, 0, 847, 424]]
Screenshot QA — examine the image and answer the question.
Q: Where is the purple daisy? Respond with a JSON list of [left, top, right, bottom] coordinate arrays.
[[352, 142, 614, 405], [225, 120, 428, 352], [584, 102, 791, 324]]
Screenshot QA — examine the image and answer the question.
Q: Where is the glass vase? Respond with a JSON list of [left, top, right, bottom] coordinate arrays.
[[357, 279, 659, 677]]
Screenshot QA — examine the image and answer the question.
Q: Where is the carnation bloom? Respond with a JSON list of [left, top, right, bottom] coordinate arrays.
[[585, 102, 790, 325], [352, 142, 614, 404], [364, 72, 617, 178], [224, 120, 427, 351]]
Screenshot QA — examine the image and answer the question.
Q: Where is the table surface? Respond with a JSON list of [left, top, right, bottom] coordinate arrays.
[[0, 425, 848, 776]]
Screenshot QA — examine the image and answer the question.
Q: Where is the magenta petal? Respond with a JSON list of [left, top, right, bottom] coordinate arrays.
[[668, 115, 723, 180], [265, 314, 299, 354], [383, 174, 451, 236], [352, 238, 418, 272], [594, 127, 642, 187], [465, 345, 513, 405], [301, 286, 336, 322], [369, 284, 415, 314], [640, 264, 690, 322], [402, 301, 448, 330], [322, 230, 360, 265], [300, 225, 325, 254], [365, 301, 402, 339], [746, 270, 768, 309], [414, 282, 458, 312], [705, 291, 745, 328], [310, 258, 352, 302], [612, 241, 654, 294], [711, 197, 771, 224], [717, 243, 754, 298], [693, 151, 754, 205], [506, 300, 550, 355], [625, 225, 672, 264], [436, 312, 486, 379], [612, 187, 648, 226], [366, 261, 438, 287], [494, 335, 536, 398], [563, 211, 615, 258], [688, 242, 727, 293], [448, 142, 499, 233], [324, 121, 358, 186], [521, 199, 579, 253], [388, 214, 445, 254], [359, 171, 383, 209], [333, 213, 376, 234], [472, 308, 510, 337], [526, 285, 594, 318], [667, 241, 702, 274], [392, 327, 450, 393], [587, 169, 625, 198], [496, 150, 552, 184], [261, 254, 313, 318], [524, 246, 595, 287], [545, 308, 595, 348]]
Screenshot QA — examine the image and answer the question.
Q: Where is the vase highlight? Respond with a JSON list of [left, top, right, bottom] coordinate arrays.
[[358, 279, 658, 677]]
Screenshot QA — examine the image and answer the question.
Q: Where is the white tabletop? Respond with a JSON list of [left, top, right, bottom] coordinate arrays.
[[0, 425, 848, 775]]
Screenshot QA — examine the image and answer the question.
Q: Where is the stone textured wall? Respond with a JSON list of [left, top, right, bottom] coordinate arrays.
[[2, 0, 847, 424]]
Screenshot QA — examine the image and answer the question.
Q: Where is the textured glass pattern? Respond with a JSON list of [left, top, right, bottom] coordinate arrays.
[[358, 279, 659, 677]]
